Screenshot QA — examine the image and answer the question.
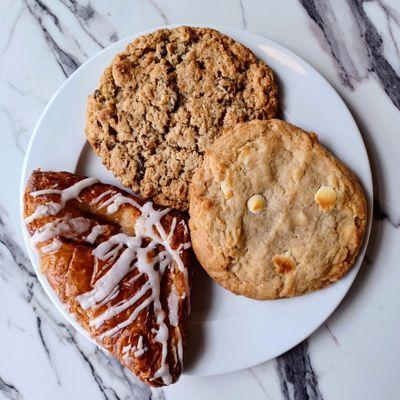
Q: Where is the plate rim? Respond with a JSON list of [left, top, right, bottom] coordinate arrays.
[[19, 23, 373, 377]]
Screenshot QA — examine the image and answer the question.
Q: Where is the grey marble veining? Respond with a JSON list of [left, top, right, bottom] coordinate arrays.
[[299, 0, 400, 110], [147, 0, 169, 25], [298, 0, 400, 230], [277, 341, 323, 400], [23, 0, 118, 76]]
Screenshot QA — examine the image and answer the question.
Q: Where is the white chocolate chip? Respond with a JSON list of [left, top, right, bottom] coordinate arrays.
[[247, 194, 266, 214], [315, 185, 337, 211]]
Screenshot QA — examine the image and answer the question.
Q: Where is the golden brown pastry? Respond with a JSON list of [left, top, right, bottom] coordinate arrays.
[[24, 170, 192, 386]]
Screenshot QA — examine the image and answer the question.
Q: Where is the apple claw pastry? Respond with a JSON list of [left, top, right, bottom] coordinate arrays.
[[23, 170, 192, 386]]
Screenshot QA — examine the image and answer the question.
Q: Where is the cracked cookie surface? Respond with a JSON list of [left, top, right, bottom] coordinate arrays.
[[189, 120, 367, 299], [86, 26, 278, 210]]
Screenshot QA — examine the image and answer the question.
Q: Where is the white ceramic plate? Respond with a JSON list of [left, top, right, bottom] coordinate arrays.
[[20, 24, 372, 377]]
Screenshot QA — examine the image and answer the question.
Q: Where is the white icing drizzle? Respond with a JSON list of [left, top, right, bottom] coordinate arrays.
[[85, 225, 106, 244], [90, 258, 120, 288], [96, 193, 117, 209], [41, 238, 62, 253], [75, 195, 190, 385], [98, 295, 154, 338], [101, 193, 141, 215], [90, 279, 151, 329], [92, 285, 120, 311], [30, 177, 99, 200], [122, 346, 133, 364], [25, 177, 99, 223], [179, 219, 189, 236], [90, 258, 100, 286], [167, 218, 177, 242], [90, 189, 113, 206], [122, 353, 131, 364], [122, 272, 143, 288], [77, 234, 140, 309], [167, 285, 183, 370], [177, 242, 191, 252], [122, 345, 131, 354], [31, 217, 91, 246], [134, 336, 148, 357], [122, 339, 148, 360], [98, 243, 124, 263], [134, 348, 146, 358], [99, 193, 189, 288], [167, 286, 180, 327], [24, 202, 61, 224], [26, 176, 191, 386]]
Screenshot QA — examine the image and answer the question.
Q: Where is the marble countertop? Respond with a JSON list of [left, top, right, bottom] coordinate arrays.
[[1, 1, 399, 399]]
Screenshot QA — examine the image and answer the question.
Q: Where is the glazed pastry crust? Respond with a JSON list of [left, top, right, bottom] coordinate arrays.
[[86, 26, 278, 211], [189, 120, 367, 299], [24, 171, 192, 386]]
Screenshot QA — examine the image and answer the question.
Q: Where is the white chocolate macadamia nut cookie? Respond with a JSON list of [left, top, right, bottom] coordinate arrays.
[[189, 120, 367, 299]]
